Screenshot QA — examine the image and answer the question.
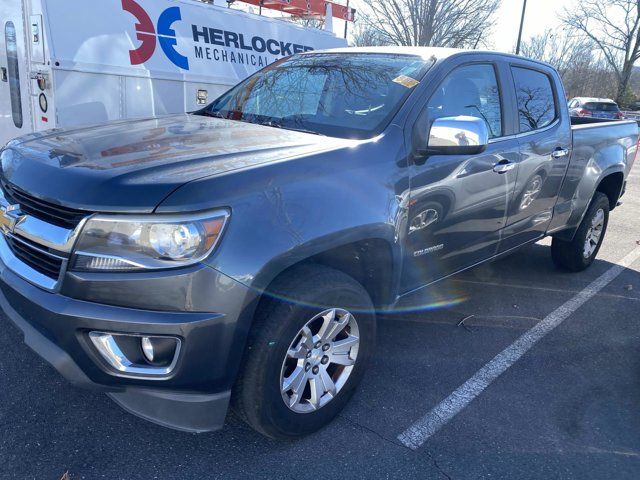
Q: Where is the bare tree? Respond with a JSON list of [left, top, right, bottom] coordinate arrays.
[[519, 30, 587, 72], [563, 0, 640, 105], [352, 22, 391, 47], [562, 56, 618, 100], [287, 16, 325, 30], [356, 0, 501, 48], [519, 29, 618, 99]]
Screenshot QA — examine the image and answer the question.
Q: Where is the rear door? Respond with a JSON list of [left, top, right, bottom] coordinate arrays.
[[0, 5, 29, 145], [499, 63, 572, 252]]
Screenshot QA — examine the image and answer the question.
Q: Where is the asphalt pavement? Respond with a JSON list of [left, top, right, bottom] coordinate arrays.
[[2, 171, 640, 479]]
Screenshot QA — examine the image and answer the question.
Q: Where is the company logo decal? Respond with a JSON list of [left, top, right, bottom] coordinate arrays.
[[0, 202, 24, 234], [122, 0, 189, 70]]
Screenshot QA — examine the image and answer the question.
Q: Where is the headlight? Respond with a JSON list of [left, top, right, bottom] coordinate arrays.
[[71, 210, 229, 271]]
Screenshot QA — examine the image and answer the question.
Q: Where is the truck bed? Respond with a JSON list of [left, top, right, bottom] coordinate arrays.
[[571, 116, 640, 127], [570, 118, 637, 175]]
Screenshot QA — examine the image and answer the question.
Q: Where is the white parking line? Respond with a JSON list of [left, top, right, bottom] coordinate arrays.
[[397, 245, 640, 450]]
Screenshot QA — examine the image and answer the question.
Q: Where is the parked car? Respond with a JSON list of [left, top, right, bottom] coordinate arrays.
[[568, 97, 625, 119], [0, 47, 637, 439]]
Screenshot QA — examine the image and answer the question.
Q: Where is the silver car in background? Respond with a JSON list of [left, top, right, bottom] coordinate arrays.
[[568, 97, 625, 119]]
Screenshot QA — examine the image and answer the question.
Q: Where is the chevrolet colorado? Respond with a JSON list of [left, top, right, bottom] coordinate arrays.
[[0, 47, 637, 439]]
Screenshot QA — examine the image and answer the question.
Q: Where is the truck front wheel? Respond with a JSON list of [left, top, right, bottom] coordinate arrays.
[[232, 265, 376, 439], [551, 192, 610, 272]]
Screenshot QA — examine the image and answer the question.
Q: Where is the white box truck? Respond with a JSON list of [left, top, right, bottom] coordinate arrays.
[[0, 0, 347, 145]]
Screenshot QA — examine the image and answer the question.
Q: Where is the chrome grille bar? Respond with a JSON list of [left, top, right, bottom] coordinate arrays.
[[0, 234, 61, 290], [0, 183, 90, 291]]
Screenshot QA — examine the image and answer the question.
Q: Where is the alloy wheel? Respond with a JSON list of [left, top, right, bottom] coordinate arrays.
[[280, 308, 360, 413], [583, 208, 605, 258]]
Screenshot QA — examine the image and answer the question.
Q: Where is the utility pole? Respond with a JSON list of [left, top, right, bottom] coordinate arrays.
[[515, 0, 527, 55], [344, 0, 350, 39]]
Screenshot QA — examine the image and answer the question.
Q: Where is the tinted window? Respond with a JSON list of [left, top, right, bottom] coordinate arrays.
[[205, 53, 432, 139], [427, 64, 502, 138], [5, 22, 23, 128], [512, 67, 556, 132], [584, 102, 619, 112]]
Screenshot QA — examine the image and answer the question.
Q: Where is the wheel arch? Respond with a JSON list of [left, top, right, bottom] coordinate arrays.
[[595, 170, 624, 210], [553, 168, 624, 241], [253, 233, 399, 311]]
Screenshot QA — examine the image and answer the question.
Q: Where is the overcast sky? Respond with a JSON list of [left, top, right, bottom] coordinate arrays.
[[491, 0, 575, 52]]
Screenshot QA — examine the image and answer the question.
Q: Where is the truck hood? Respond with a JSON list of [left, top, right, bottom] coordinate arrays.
[[1, 114, 345, 212]]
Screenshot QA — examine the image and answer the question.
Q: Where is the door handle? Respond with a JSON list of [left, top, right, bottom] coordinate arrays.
[[551, 148, 570, 158], [0, 67, 7, 82], [493, 160, 516, 174]]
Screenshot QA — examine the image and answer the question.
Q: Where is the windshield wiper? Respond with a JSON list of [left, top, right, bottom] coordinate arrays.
[[258, 120, 283, 129], [287, 126, 326, 136], [200, 113, 324, 136], [257, 119, 325, 136], [198, 110, 227, 119]]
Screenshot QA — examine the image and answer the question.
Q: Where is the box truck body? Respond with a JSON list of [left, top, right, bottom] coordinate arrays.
[[0, 0, 347, 145]]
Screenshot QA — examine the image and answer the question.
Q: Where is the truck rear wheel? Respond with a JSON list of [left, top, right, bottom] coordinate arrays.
[[232, 265, 376, 439], [551, 192, 610, 272]]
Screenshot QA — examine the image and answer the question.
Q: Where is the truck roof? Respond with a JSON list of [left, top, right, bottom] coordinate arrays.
[[309, 46, 468, 59], [305, 46, 557, 70]]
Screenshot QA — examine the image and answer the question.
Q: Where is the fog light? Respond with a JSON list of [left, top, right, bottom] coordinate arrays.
[[89, 332, 181, 377], [141, 336, 155, 362]]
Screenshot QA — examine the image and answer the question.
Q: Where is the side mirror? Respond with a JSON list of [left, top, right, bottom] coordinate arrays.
[[426, 116, 489, 155]]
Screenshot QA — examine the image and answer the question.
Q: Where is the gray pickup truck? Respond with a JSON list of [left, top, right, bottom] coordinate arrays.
[[0, 47, 637, 439]]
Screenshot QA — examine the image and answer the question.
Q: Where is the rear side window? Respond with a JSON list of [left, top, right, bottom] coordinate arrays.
[[584, 102, 619, 112], [5, 22, 23, 128], [511, 67, 556, 133], [428, 63, 502, 138]]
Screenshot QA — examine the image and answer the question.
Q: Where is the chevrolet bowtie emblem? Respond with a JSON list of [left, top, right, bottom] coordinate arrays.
[[0, 203, 23, 233]]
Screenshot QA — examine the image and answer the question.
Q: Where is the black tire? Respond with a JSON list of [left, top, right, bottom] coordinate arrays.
[[551, 192, 610, 272], [232, 264, 376, 439]]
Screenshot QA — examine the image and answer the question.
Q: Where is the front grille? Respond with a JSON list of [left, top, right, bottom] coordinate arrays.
[[5, 234, 64, 279], [1, 181, 88, 229]]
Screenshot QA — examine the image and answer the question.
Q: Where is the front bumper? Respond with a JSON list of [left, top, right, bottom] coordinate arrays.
[[0, 258, 256, 432]]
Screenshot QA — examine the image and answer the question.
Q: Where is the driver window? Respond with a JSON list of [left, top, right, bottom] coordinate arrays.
[[428, 64, 502, 138]]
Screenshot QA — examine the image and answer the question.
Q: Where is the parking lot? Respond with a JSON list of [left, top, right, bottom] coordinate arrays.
[[1, 168, 639, 480]]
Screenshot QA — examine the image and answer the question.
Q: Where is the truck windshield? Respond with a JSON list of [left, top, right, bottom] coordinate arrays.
[[202, 53, 432, 139]]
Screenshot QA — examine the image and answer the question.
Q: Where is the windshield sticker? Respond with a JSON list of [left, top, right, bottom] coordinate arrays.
[[393, 75, 420, 89]]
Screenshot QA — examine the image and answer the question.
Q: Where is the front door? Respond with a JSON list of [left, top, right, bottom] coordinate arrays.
[[401, 62, 518, 293]]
